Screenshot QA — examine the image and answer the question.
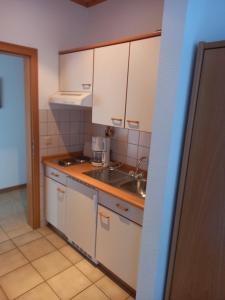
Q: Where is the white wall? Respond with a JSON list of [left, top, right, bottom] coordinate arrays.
[[0, 54, 26, 189], [0, 0, 164, 109], [0, 0, 88, 109], [137, 0, 225, 299], [86, 0, 164, 43]]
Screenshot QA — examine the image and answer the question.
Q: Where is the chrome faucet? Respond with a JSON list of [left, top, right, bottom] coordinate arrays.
[[129, 156, 147, 179]]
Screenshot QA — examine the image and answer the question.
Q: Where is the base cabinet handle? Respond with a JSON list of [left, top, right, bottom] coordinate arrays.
[[57, 188, 65, 194], [116, 203, 129, 212], [99, 212, 110, 220], [51, 172, 59, 177]]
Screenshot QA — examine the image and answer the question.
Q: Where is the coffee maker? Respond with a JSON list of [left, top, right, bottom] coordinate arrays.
[[91, 136, 110, 167]]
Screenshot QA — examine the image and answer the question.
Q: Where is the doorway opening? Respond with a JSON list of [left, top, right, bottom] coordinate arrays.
[[0, 42, 40, 230]]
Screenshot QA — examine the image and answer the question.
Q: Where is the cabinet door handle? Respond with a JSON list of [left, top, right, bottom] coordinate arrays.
[[51, 172, 59, 177], [82, 83, 91, 89], [99, 212, 110, 220], [57, 188, 65, 194], [111, 117, 123, 122], [126, 120, 140, 125], [116, 203, 129, 212]]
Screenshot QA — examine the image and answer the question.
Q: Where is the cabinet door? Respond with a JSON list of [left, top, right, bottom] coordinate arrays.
[[96, 205, 142, 289], [66, 179, 97, 258], [92, 43, 130, 127], [59, 50, 94, 92], [57, 185, 67, 234], [45, 177, 67, 233], [125, 37, 161, 132], [45, 177, 58, 228]]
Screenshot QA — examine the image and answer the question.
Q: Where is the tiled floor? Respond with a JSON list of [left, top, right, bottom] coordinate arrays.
[[0, 190, 135, 299]]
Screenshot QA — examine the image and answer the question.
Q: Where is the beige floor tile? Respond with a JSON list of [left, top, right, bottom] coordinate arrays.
[[72, 285, 109, 300], [0, 240, 15, 254], [0, 288, 7, 300], [0, 228, 9, 243], [60, 245, 83, 264], [37, 225, 53, 236], [47, 266, 92, 300], [12, 231, 42, 247], [46, 233, 67, 249], [0, 248, 28, 277], [7, 224, 32, 239], [16, 282, 59, 300], [76, 260, 104, 282], [32, 250, 72, 279], [0, 264, 43, 300], [0, 215, 27, 232], [96, 277, 129, 300], [19, 237, 55, 261]]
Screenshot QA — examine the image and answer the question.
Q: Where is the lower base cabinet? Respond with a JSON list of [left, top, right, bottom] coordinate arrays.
[[66, 178, 98, 259], [96, 204, 142, 289], [45, 176, 67, 233], [45, 167, 143, 289]]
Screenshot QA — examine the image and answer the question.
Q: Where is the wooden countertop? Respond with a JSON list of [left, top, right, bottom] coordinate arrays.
[[43, 159, 145, 210]]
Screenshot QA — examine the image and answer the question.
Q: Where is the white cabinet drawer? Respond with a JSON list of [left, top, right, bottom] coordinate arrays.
[[98, 191, 143, 225], [45, 167, 68, 185]]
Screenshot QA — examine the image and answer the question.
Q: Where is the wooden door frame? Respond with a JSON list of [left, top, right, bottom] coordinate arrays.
[[0, 41, 40, 229]]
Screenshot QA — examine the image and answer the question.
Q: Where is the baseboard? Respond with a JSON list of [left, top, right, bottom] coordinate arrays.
[[0, 183, 27, 194]]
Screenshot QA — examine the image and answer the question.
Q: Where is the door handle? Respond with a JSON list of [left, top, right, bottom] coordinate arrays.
[[99, 212, 110, 220], [57, 188, 65, 194], [116, 203, 129, 212]]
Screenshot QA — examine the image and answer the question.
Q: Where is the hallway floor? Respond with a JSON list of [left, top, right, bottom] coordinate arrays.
[[0, 190, 134, 300]]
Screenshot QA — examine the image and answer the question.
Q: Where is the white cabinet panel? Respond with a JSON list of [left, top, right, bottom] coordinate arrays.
[[96, 205, 142, 289], [66, 178, 97, 258], [45, 176, 67, 233], [59, 50, 94, 92], [126, 37, 161, 132], [92, 43, 130, 127]]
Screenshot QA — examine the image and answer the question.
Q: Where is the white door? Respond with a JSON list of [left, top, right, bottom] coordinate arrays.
[[92, 43, 130, 127], [59, 49, 94, 92], [45, 177, 67, 233], [66, 179, 97, 258], [125, 37, 161, 132], [96, 205, 142, 289]]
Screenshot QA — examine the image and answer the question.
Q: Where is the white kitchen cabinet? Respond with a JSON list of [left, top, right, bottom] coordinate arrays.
[[125, 37, 161, 132], [45, 176, 67, 233], [66, 178, 98, 259], [92, 43, 130, 127], [96, 203, 142, 289], [59, 49, 94, 92]]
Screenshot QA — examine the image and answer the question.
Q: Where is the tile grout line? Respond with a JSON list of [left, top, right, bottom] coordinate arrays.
[[0, 192, 132, 299]]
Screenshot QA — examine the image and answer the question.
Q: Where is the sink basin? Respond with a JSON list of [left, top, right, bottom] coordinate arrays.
[[120, 178, 147, 198], [84, 168, 147, 198]]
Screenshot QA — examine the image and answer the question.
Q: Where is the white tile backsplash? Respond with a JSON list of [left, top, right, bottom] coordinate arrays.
[[128, 129, 140, 145], [127, 143, 138, 159], [139, 131, 151, 147]]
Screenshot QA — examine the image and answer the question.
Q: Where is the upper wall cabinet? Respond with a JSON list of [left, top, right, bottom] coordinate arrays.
[[126, 37, 161, 132], [59, 49, 94, 92], [92, 43, 130, 127]]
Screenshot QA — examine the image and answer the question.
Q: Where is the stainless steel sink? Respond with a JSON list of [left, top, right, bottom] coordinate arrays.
[[84, 168, 147, 198], [119, 178, 147, 198]]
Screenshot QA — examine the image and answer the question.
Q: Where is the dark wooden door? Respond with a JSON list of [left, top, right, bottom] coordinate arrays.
[[166, 42, 225, 300]]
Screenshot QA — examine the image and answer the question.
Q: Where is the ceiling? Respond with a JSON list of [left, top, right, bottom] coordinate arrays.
[[71, 0, 107, 8]]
